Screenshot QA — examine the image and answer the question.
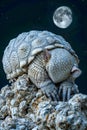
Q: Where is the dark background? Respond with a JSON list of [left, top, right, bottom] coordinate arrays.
[[0, 0, 87, 94]]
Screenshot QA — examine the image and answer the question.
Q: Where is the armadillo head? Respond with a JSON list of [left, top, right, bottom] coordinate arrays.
[[45, 48, 81, 83]]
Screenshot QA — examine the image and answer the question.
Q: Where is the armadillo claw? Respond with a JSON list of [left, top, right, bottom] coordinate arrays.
[[59, 81, 79, 101], [41, 85, 59, 101]]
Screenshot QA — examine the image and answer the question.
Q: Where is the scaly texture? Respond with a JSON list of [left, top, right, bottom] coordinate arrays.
[[2, 30, 78, 80]]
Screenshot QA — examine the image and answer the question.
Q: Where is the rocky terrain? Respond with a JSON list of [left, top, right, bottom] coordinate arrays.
[[0, 74, 87, 130]]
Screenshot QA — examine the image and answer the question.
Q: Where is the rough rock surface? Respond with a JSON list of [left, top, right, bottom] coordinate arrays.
[[0, 74, 87, 130]]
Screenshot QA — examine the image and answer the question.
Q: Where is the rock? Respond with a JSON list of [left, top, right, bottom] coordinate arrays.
[[55, 94, 87, 130], [0, 95, 6, 109], [0, 74, 87, 130]]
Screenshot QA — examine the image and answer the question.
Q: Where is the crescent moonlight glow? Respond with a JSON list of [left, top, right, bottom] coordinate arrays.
[[53, 6, 72, 29]]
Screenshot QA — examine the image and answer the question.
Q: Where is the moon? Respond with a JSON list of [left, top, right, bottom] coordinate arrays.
[[53, 6, 72, 29]]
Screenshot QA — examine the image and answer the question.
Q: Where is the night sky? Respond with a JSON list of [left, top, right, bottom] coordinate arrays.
[[0, 0, 87, 94]]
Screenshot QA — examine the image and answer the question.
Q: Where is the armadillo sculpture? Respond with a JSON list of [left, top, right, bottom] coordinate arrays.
[[2, 30, 81, 101]]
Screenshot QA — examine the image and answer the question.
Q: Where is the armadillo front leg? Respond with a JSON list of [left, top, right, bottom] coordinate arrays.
[[28, 54, 59, 101], [59, 65, 81, 101], [59, 81, 79, 101]]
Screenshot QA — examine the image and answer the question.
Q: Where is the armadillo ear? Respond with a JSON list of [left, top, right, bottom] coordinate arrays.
[[71, 66, 82, 78], [43, 49, 51, 63]]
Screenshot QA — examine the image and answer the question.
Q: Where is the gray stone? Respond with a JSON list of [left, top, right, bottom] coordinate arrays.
[[0, 78, 87, 130]]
